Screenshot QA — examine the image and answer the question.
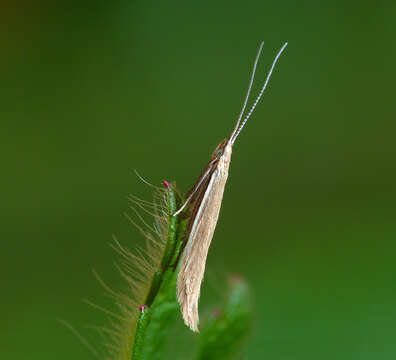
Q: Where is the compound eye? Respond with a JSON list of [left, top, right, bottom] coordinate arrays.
[[216, 149, 223, 157]]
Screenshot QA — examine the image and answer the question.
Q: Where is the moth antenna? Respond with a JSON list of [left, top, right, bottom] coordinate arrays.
[[230, 41, 264, 142], [231, 42, 288, 145]]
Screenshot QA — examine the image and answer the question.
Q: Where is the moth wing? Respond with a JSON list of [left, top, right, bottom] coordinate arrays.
[[177, 153, 231, 331]]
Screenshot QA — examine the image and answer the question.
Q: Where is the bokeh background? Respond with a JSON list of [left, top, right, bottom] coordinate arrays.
[[1, 1, 395, 359]]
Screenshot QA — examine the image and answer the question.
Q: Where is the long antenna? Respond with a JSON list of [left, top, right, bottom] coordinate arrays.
[[231, 42, 288, 144], [230, 41, 264, 141]]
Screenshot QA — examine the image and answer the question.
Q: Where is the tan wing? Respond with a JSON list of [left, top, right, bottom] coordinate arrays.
[[177, 145, 232, 332]]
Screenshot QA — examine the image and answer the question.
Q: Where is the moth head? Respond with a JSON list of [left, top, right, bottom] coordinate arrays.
[[212, 138, 228, 159]]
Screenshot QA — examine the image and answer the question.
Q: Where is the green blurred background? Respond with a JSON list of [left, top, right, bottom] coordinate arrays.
[[1, 1, 395, 359]]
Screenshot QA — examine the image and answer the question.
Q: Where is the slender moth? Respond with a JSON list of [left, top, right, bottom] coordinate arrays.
[[175, 42, 288, 332]]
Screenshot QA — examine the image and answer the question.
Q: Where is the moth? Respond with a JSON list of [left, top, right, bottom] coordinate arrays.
[[175, 42, 288, 332]]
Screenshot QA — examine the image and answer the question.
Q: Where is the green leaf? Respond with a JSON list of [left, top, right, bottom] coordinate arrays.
[[195, 277, 253, 360]]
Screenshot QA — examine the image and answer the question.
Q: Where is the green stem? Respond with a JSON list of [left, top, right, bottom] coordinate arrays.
[[170, 217, 188, 267], [131, 305, 152, 360], [145, 183, 179, 306], [129, 181, 186, 359], [159, 183, 178, 271]]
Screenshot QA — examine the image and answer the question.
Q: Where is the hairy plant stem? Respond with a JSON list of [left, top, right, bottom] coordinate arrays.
[[130, 183, 185, 360]]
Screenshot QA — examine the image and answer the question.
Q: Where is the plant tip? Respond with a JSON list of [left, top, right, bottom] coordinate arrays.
[[162, 180, 170, 189], [139, 305, 147, 312]]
